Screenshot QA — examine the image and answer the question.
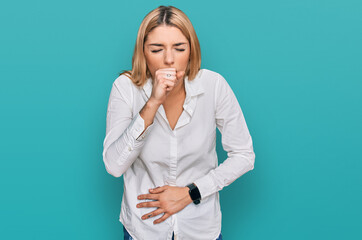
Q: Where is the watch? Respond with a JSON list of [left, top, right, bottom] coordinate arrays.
[[186, 183, 201, 205]]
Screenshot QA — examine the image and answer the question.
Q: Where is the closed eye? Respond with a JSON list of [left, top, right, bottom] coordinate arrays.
[[151, 49, 185, 53]]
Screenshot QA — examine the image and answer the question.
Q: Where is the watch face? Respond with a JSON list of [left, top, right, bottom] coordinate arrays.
[[187, 183, 201, 204]]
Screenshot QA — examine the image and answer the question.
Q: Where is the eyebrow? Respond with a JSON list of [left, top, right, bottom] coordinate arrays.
[[148, 42, 187, 47]]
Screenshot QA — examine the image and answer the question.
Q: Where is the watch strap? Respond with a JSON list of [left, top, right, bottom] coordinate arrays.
[[187, 183, 201, 205]]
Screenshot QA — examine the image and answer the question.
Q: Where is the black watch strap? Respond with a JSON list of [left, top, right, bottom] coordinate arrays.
[[187, 183, 201, 205]]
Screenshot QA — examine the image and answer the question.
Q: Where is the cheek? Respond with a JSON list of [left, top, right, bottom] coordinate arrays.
[[144, 56, 158, 71], [178, 54, 190, 67], [145, 54, 163, 66]]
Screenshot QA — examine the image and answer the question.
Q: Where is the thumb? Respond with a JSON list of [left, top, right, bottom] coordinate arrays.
[[176, 70, 185, 80], [149, 185, 167, 193]]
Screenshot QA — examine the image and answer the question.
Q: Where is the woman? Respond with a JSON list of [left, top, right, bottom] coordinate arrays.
[[102, 5, 255, 240]]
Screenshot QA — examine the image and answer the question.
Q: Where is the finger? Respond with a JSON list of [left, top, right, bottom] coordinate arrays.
[[162, 70, 176, 76], [136, 200, 160, 208], [158, 70, 176, 76], [137, 193, 159, 200], [163, 74, 176, 82], [161, 80, 175, 93], [141, 208, 165, 220], [162, 80, 175, 90], [162, 78, 176, 85], [158, 68, 176, 72], [154, 212, 171, 224], [156, 69, 176, 78], [150, 185, 168, 193], [155, 73, 176, 84]]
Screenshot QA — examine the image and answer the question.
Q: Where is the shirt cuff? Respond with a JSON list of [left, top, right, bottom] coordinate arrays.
[[130, 112, 154, 142], [193, 173, 217, 201]]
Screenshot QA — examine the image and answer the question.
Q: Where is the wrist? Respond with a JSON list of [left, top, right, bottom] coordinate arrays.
[[183, 187, 193, 204], [148, 97, 162, 107], [186, 183, 201, 205]]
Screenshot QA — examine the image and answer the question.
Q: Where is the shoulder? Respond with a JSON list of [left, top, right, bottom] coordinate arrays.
[[108, 74, 139, 105], [197, 69, 236, 106], [196, 68, 229, 90], [197, 68, 219, 81], [197, 68, 228, 83], [111, 73, 143, 97], [113, 73, 138, 92]]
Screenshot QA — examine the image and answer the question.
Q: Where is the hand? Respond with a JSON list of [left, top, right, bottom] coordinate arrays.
[[136, 185, 193, 224], [149, 68, 185, 105]]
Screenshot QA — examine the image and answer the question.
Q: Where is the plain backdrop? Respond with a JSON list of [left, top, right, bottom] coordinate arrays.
[[0, 0, 361, 239]]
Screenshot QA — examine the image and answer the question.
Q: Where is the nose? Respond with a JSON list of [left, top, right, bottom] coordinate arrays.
[[164, 49, 174, 66]]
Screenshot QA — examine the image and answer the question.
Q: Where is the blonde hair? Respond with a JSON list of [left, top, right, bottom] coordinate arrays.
[[119, 5, 201, 87]]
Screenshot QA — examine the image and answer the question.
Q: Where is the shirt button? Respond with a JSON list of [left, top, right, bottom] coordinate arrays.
[[128, 146, 132, 151]]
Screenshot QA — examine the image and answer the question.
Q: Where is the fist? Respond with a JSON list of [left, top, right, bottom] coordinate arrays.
[[150, 68, 185, 104]]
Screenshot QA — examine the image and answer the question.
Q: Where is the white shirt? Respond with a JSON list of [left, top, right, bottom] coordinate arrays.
[[102, 68, 255, 240]]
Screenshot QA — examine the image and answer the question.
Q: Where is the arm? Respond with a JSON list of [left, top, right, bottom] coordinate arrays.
[[102, 77, 160, 178], [193, 73, 255, 200]]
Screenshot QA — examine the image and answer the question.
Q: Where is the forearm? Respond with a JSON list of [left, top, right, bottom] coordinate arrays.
[[103, 99, 159, 178], [139, 97, 161, 135], [195, 151, 255, 199]]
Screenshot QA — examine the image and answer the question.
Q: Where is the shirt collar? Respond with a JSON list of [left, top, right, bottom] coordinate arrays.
[[142, 69, 205, 100]]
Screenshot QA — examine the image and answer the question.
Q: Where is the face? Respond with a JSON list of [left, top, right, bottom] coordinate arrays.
[[144, 25, 190, 80]]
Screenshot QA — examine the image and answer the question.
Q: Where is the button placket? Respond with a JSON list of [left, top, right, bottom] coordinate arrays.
[[168, 136, 177, 186]]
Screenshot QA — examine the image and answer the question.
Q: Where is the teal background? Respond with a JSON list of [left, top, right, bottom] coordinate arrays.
[[1, 0, 361, 239]]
